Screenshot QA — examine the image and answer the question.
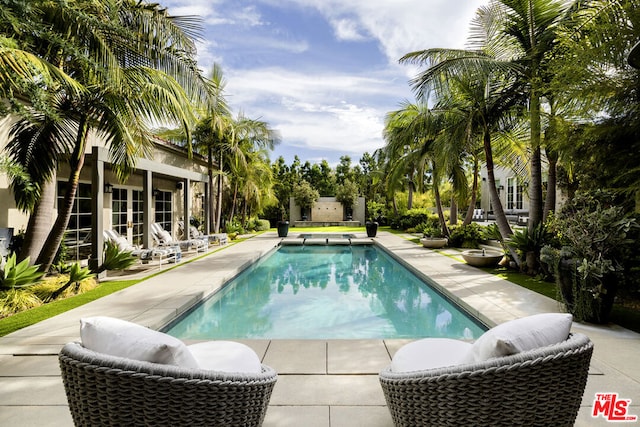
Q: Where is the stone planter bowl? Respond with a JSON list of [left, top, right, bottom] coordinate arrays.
[[420, 237, 448, 249], [461, 249, 503, 267]]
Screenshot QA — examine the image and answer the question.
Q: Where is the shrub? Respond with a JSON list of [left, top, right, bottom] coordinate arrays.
[[448, 223, 483, 248], [255, 219, 271, 231], [0, 289, 42, 318], [393, 209, 440, 231], [0, 254, 44, 291]]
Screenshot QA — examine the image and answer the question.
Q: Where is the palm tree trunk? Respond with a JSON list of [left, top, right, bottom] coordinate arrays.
[[543, 148, 558, 222], [528, 89, 544, 232], [432, 163, 450, 238], [483, 131, 512, 240], [407, 171, 414, 210], [462, 158, 479, 226], [36, 115, 90, 272], [449, 198, 458, 226], [214, 149, 223, 233], [18, 179, 56, 263], [207, 146, 215, 233], [228, 181, 238, 224]]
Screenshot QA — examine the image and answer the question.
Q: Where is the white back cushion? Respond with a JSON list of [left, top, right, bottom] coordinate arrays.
[[391, 338, 473, 372], [188, 341, 262, 374], [80, 316, 199, 368], [461, 313, 573, 364]]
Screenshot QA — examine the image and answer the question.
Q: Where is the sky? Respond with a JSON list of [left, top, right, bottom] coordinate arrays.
[[161, 0, 487, 166]]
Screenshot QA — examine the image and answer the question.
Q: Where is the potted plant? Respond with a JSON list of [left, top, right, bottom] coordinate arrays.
[[277, 220, 289, 237], [541, 191, 638, 323], [419, 225, 448, 249], [293, 181, 319, 222], [365, 220, 378, 237], [335, 179, 359, 222]]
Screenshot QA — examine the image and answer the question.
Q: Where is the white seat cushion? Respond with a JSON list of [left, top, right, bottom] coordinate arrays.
[[188, 341, 262, 374], [80, 316, 199, 368], [390, 338, 473, 372], [460, 313, 573, 364]]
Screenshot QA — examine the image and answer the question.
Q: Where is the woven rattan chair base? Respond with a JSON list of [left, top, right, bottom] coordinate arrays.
[[379, 333, 593, 427], [59, 342, 277, 427]]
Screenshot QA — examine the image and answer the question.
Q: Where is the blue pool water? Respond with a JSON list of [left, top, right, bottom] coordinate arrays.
[[165, 245, 487, 339]]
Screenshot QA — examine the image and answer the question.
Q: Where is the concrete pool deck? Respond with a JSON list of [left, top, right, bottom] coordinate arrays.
[[1, 231, 638, 426]]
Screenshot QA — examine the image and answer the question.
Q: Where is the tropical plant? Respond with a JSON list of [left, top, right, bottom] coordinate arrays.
[[47, 263, 94, 301], [93, 241, 137, 274], [448, 223, 484, 249], [400, 0, 577, 269], [541, 191, 639, 322], [506, 224, 550, 274], [2, 0, 207, 272], [0, 254, 44, 291], [0, 289, 43, 318]]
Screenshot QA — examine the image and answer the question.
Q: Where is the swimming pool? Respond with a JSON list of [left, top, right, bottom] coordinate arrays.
[[165, 244, 486, 339]]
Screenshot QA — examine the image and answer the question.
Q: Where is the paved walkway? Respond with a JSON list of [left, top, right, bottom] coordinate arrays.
[[1, 232, 638, 426]]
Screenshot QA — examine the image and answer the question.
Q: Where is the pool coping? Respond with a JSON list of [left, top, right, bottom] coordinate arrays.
[[1, 231, 639, 427]]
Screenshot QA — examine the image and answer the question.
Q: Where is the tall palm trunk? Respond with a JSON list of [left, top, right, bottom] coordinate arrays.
[[18, 179, 56, 263], [207, 146, 215, 233], [432, 162, 450, 238], [214, 149, 223, 233], [528, 80, 544, 232], [483, 131, 512, 240], [462, 158, 479, 225], [36, 115, 90, 272], [228, 181, 239, 225], [450, 198, 458, 226], [407, 171, 415, 210], [543, 147, 558, 222]]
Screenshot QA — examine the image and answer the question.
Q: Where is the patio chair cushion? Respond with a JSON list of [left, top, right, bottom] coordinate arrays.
[[390, 338, 472, 372], [188, 341, 262, 374], [80, 316, 199, 369], [461, 312, 573, 363]]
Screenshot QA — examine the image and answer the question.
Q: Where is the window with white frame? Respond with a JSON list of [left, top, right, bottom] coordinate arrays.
[[154, 190, 172, 233], [507, 177, 524, 210], [112, 188, 128, 237], [58, 181, 92, 262], [132, 190, 144, 247]]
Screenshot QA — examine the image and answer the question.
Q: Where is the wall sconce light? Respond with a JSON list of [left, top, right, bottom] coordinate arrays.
[[104, 183, 113, 194], [498, 185, 504, 190], [153, 188, 160, 198], [176, 181, 184, 190]]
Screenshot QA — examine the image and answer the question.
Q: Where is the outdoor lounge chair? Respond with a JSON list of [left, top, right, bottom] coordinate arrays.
[[103, 230, 179, 266], [59, 317, 277, 427], [379, 314, 593, 427], [151, 223, 207, 253], [178, 221, 227, 246]]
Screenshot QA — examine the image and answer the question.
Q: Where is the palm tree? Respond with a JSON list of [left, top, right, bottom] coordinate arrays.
[[400, 0, 575, 239], [3, 0, 207, 271], [224, 114, 279, 226], [383, 100, 455, 237], [189, 64, 233, 233]]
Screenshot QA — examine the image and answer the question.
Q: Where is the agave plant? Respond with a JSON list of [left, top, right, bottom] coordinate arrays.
[[47, 263, 94, 302], [94, 240, 137, 274], [0, 254, 45, 291]]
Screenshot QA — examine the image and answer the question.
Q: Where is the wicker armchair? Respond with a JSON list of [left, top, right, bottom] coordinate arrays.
[[59, 342, 277, 427], [379, 333, 593, 427]]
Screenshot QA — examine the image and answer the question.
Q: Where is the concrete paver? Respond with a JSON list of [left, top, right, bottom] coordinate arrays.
[[0, 231, 638, 426]]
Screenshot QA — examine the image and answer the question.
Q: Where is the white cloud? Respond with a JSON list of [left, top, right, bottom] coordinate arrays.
[[161, 0, 489, 163], [226, 67, 404, 154], [268, 0, 483, 67], [332, 18, 367, 41]]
